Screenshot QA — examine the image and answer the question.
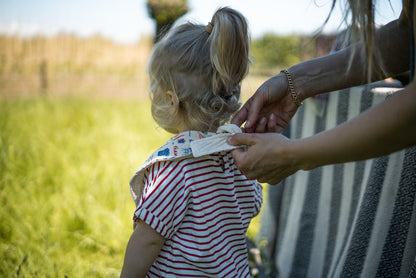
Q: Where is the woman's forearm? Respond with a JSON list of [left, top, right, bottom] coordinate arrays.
[[293, 84, 416, 170], [290, 18, 411, 101]]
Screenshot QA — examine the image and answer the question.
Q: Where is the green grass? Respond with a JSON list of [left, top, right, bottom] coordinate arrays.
[[0, 96, 172, 277], [0, 96, 263, 277]]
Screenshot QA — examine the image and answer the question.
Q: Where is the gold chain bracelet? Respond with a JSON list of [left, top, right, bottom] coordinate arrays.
[[281, 69, 302, 107]]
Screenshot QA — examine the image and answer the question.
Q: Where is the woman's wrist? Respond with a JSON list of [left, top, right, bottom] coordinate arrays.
[[287, 47, 361, 100], [280, 138, 312, 173], [287, 137, 323, 172], [287, 64, 314, 102]]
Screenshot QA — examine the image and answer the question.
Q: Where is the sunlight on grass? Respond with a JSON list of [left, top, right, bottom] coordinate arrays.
[[0, 97, 171, 277], [0, 97, 264, 277]]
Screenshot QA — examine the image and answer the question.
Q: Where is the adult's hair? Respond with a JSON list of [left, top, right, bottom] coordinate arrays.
[[148, 7, 250, 133], [325, 0, 407, 81]]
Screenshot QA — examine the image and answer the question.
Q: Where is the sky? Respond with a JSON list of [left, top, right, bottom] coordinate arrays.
[[0, 0, 402, 44]]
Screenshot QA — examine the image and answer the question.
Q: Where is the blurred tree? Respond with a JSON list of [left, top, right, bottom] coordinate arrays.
[[251, 33, 337, 69], [251, 34, 305, 67], [147, 0, 189, 42]]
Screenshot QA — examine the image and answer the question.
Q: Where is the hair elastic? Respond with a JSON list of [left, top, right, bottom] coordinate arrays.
[[206, 22, 213, 34]]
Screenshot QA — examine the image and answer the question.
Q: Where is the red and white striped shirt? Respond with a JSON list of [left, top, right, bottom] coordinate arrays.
[[132, 131, 263, 277]]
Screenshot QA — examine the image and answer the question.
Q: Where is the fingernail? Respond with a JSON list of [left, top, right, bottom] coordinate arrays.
[[260, 117, 266, 124], [244, 120, 251, 127]]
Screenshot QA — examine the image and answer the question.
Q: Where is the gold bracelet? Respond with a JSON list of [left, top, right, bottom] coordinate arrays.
[[281, 69, 302, 107]]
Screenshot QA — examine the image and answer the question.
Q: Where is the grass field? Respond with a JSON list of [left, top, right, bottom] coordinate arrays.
[[0, 96, 264, 277]]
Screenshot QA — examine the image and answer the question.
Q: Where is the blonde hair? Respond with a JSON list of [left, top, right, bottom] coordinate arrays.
[[147, 7, 250, 133]]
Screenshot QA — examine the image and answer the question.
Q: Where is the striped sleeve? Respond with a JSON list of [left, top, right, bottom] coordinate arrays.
[[134, 160, 189, 239]]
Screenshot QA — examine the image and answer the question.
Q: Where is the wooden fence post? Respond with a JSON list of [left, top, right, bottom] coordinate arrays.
[[40, 59, 48, 95]]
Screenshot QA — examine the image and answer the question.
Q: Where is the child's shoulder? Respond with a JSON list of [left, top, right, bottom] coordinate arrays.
[[130, 130, 208, 204]]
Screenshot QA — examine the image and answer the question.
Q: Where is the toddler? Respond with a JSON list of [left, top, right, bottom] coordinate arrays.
[[120, 7, 263, 278]]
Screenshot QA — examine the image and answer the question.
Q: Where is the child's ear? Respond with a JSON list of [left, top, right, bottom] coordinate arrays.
[[167, 90, 179, 116]]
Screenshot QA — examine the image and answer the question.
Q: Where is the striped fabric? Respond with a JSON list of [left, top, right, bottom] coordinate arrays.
[[134, 144, 263, 277], [259, 81, 416, 278]]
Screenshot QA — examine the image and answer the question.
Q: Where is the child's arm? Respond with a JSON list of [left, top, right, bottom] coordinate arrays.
[[120, 220, 165, 278]]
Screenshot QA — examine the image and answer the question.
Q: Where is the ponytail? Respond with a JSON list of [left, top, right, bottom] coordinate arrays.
[[208, 7, 250, 94]]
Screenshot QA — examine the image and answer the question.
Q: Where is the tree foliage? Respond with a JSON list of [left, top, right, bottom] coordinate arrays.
[[147, 0, 189, 42], [251, 34, 316, 68]]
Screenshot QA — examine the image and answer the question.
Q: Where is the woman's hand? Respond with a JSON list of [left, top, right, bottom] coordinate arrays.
[[231, 73, 299, 133], [228, 132, 301, 184]]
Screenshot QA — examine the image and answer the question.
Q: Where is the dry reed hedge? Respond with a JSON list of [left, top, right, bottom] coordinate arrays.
[[0, 34, 153, 98], [0, 33, 281, 100]]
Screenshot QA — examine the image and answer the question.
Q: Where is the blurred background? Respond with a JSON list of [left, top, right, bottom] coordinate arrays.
[[0, 0, 401, 98], [0, 0, 401, 277]]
